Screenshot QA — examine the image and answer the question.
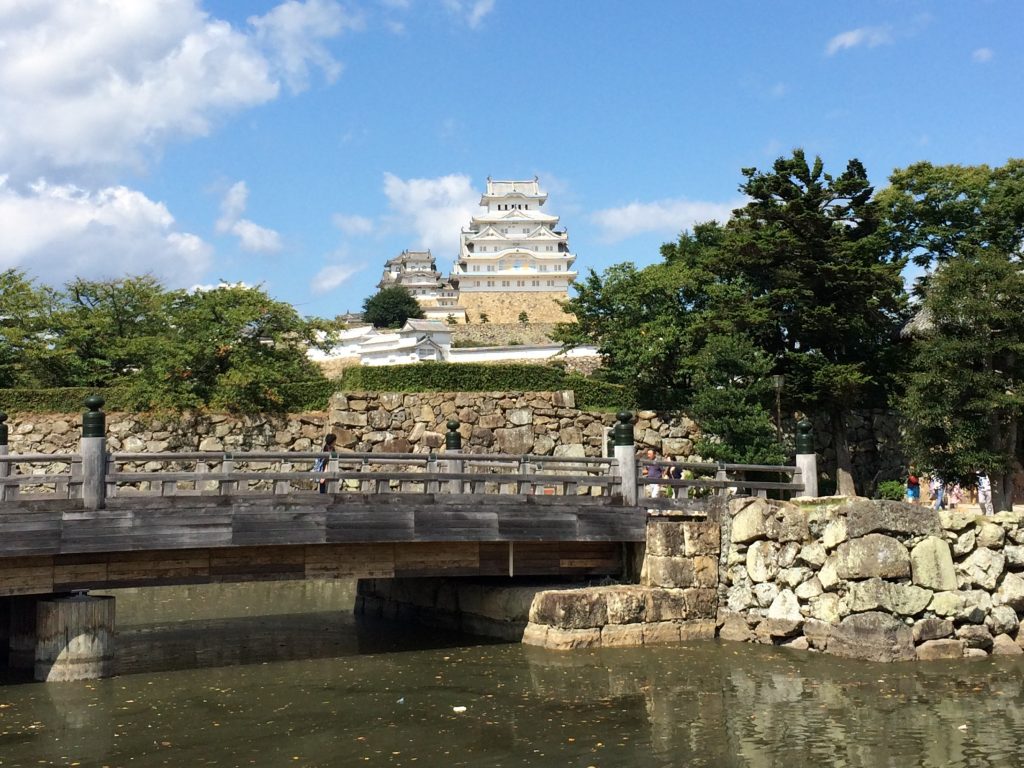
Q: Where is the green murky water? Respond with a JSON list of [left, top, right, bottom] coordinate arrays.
[[2, 581, 1024, 767]]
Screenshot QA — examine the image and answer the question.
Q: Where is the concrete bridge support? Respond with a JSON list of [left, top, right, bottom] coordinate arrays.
[[2, 593, 115, 682]]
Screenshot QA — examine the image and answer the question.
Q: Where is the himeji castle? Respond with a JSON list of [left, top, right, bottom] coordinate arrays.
[[451, 177, 577, 323], [376, 177, 577, 324]]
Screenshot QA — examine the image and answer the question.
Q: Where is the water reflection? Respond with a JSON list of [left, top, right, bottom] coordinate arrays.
[[1, 581, 1023, 767]]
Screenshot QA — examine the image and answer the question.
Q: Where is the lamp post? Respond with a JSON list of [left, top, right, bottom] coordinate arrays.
[[771, 374, 785, 443]]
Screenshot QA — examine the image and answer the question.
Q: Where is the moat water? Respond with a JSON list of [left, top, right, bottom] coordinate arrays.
[[2, 581, 1024, 767]]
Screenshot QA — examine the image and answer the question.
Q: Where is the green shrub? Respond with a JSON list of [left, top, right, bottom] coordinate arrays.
[[875, 479, 906, 501], [338, 363, 634, 410]]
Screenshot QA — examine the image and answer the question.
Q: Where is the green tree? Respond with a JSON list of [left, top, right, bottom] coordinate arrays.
[[518, 310, 529, 325], [51, 275, 170, 389], [362, 286, 424, 328], [0, 270, 64, 388], [148, 284, 332, 412], [880, 160, 1024, 510], [719, 150, 908, 494]]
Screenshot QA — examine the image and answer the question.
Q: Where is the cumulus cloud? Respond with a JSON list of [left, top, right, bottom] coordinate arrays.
[[442, 0, 496, 28], [382, 172, 482, 255], [825, 26, 893, 56], [216, 181, 283, 253], [311, 260, 363, 295], [0, 0, 351, 181], [590, 197, 742, 242], [333, 213, 375, 236], [972, 47, 994, 63], [0, 176, 212, 286]]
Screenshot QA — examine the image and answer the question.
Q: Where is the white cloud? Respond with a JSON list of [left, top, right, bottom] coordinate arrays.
[[0, 0, 351, 181], [333, 213, 375, 236], [442, 0, 496, 28], [0, 176, 212, 287], [825, 26, 893, 56], [249, 0, 359, 92], [590, 197, 742, 242], [216, 181, 283, 253], [311, 260, 363, 295], [382, 172, 482, 256], [972, 47, 994, 63]]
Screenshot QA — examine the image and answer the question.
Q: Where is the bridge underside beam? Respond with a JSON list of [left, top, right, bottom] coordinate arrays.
[[0, 541, 624, 597]]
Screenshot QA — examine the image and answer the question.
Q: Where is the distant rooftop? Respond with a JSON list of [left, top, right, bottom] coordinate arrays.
[[482, 177, 547, 203]]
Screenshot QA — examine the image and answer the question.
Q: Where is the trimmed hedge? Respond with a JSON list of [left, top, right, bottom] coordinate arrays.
[[0, 366, 633, 413], [338, 362, 634, 410]]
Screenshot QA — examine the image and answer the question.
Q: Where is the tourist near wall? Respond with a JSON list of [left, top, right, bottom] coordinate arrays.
[[718, 497, 1024, 661]]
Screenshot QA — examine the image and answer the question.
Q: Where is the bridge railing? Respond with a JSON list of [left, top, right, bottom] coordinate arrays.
[[105, 450, 621, 499], [0, 453, 83, 500], [637, 459, 804, 509]]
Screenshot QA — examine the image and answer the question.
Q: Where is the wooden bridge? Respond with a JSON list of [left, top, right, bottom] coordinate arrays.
[[0, 408, 806, 680]]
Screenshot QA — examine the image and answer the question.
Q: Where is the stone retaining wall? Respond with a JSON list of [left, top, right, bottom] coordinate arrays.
[[6, 395, 699, 460], [719, 497, 1024, 661]]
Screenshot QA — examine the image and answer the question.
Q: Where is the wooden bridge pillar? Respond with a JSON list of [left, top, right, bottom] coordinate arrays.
[[34, 594, 115, 682]]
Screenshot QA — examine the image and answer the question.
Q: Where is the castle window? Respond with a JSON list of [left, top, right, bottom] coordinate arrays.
[[487, 280, 494, 287], [532, 280, 539, 286], [501, 280, 510, 287]]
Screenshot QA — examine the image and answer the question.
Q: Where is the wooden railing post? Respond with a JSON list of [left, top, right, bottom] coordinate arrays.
[[443, 419, 464, 494], [326, 455, 340, 494], [715, 461, 728, 497], [220, 454, 237, 495], [795, 417, 818, 498], [611, 412, 638, 506], [80, 396, 107, 510], [425, 453, 440, 495]]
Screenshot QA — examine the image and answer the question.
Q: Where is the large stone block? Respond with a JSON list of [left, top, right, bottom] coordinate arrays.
[[928, 590, 991, 624], [642, 556, 694, 589], [746, 540, 780, 583], [541, 626, 603, 650], [768, 505, 810, 543], [827, 611, 916, 663], [912, 617, 953, 643], [529, 590, 607, 629], [683, 521, 720, 556], [731, 501, 770, 544], [992, 634, 1024, 656], [678, 620, 716, 641], [767, 589, 802, 622], [645, 589, 688, 622], [692, 556, 718, 588], [846, 578, 933, 616], [959, 548, 1005, 591], [601, 623, 644, 648], [844, 499, 941, 539], [977, 523, 1006, 549], [646, 521, 684, 557], [835, 534, 910, 580], [987, 605, 1019, 636], [605, 587, 647, 624], [916, 639, 965, 661], [494, 425, 535, 454], [642, 621, 682, 645], [718, 612, 754, 643], [910, 536, 957, 591], [996, 571, 1024, 610], [808, 593, 846, 624], [822, 518, 849, 550], [955, 624, 993, 650], [682, 588, 718, 618]]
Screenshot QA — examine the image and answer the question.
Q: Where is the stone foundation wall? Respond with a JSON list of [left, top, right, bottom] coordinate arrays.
[[7, 394, 698, 460], [719, 497, 1024, 661], [457, 292, 573, 324]]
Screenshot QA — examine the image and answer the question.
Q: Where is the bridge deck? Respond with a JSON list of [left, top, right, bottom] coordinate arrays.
[[0, 493, 644, 596]]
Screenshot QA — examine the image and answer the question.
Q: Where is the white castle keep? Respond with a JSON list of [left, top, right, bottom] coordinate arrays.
[[377, 177, 578, 324]]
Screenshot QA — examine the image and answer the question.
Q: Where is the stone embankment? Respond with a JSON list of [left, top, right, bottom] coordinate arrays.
[[360, 496, 1024, 662], [719, 497, 1024, 661], [6, 397, 698, 461]]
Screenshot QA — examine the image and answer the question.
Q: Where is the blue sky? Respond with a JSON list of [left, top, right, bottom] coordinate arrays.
[[0, 1, 1020, 318]]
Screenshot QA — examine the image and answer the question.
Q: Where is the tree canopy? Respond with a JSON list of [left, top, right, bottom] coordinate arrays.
[[880, 160, 1024, 509], [362, 285, 424, 328], [0, 273, 336, 413]]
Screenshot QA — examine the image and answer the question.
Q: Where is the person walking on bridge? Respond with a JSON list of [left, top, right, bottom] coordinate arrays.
[[315, 434, 337, 494]]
